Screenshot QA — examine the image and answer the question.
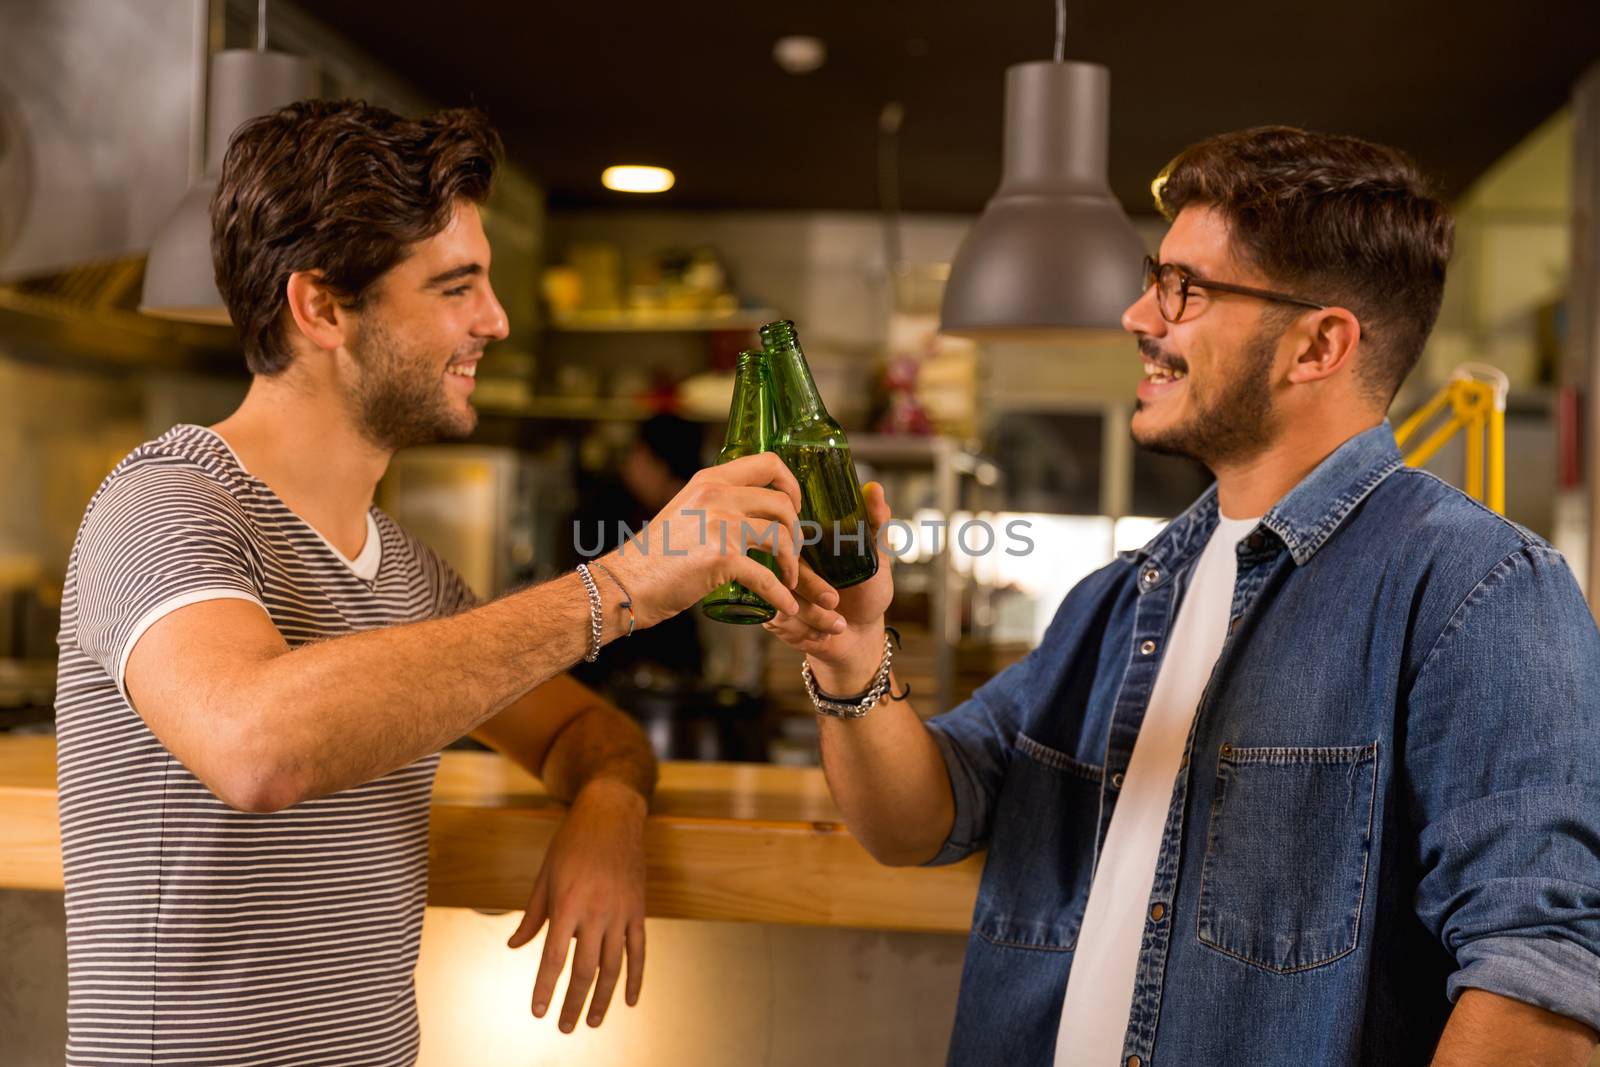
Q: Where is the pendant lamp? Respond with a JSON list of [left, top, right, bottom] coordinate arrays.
[[141, 2, 315, 324], [939, 2, 1144, 338]]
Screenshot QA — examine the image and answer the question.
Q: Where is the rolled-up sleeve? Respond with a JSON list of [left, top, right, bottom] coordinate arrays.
[[1447, 935, 1600, 1028], [1408, 544, 1600, 1031], [923, 669, 1030, 866]]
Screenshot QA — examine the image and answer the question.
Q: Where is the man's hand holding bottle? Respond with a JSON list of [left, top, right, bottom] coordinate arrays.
[[763, 480, 895, 695], [600, 452, 849, 638]]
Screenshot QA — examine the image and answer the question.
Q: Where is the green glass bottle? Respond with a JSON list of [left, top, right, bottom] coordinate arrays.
[[761, 319, 879, 590], [700, 350, 782, 624]]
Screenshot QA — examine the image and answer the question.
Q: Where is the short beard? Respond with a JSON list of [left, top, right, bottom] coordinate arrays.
[[346, 316, 478, 451], [1133, 319, 1283, 470]]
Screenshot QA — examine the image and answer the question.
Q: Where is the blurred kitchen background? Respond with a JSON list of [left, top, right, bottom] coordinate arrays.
[[4, 0, 1594, 762], [3, 1, 1600, 1063]]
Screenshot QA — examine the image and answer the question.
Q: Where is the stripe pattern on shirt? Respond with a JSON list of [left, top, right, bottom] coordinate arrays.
[[55, 424, 475, 1066]]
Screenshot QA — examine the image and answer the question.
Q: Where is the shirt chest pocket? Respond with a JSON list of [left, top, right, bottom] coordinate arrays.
[[1196, 742, 1379, 973]]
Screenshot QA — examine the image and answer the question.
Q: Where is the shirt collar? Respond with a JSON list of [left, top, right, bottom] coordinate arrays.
[[1123, 421, 1403, 573]]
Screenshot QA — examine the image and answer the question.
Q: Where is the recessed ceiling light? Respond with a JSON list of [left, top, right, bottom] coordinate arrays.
[[773, 35, 826, 74], [602, 165, 675, 194]]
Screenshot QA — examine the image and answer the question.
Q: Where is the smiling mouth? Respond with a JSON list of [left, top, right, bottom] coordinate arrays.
[[446, 361, 478, 379], [1142, 360, 1187, 385]]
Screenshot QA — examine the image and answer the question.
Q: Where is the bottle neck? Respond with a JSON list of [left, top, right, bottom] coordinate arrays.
[[765, 342, 827, 426], [722, 358, 773, 452]]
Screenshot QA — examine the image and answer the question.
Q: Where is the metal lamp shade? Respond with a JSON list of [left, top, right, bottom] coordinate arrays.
[[940, 61, 1146, 339], [140, 179, 227, 324], [141, 49, 316, 324]]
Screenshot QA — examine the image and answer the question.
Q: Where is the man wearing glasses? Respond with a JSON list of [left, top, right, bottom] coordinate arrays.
[[764, 126, 1600, 1065]]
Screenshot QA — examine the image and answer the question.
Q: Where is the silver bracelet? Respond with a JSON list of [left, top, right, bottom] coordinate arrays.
[[575, 563, 603, 662], [801, 630, 895, 719]]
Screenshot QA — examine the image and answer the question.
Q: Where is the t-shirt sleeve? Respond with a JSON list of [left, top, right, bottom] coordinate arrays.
[[437, 563, 481, 617], [418, 543, 481, 618], [67, 461, 266, 697]]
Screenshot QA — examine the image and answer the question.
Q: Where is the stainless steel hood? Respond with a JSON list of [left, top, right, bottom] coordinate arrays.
[[0, 0, 543, 374], [0, 256, 239, 373], [0, 0, 239, 371], [0, 1, 202, 281]]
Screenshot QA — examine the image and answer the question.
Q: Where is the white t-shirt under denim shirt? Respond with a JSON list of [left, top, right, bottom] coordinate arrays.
[[1055, 513, 1261, 1066]]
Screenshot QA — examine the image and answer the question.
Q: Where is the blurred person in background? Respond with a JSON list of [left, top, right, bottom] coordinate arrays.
[[564, 414, 707, 687]]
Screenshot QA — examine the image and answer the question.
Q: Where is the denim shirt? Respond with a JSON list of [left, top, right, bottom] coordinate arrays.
[[924, 422, 1600, 1066]]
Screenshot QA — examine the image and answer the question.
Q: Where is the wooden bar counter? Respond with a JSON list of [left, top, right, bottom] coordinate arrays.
[[0, 735, 983, 934]]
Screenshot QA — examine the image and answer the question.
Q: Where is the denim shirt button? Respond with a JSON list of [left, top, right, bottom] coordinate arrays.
[[1110, 772, 1125, 790], [1139, 639, 1157, 656], [1150, 902, 1166, 921], [1127, 1057, 1142, 1067], [1142, 567, 1159, 586]]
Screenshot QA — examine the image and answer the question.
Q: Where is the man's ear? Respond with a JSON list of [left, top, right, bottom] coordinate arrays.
[[283, 271, 352, 354], [1285, 306, 1362, 386]]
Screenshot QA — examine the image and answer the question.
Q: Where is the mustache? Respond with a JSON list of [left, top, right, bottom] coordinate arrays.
[[1138, 337, 1187, 373]]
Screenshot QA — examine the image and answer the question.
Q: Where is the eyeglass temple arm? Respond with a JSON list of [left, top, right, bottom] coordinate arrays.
[[1187, 277, 1326, 311]]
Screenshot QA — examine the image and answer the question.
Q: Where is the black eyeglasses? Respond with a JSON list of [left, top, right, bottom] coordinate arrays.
[[1142, 255, 1327, 324]]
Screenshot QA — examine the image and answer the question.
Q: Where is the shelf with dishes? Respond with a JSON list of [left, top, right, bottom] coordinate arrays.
[[546, 307, 779, 333]]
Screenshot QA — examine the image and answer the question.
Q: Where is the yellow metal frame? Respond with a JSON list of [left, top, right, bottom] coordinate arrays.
[[1392, 364, 1508, 514]]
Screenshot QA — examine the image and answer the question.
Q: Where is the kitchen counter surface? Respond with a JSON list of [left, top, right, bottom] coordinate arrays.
[[0, 735, 982, 933]]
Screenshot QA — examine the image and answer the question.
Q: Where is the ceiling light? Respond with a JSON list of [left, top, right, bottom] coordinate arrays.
[[773, 36, 827, 75], [601, 165, 675, 194], [939, 1, 1144, 338], [141, 3, 315, 324]]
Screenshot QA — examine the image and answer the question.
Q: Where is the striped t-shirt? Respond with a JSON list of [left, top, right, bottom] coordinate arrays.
[[55, 423, 475, 1066]]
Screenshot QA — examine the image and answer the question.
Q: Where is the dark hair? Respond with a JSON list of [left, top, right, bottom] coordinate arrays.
[[638, 414, 705, 483], [211, 99, 502, 375], [1155, 126, 1454, 402]]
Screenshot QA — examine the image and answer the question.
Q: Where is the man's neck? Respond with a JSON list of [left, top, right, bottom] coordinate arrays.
[[1211, 414, 1385, 520], [211, 374, 391, 559]]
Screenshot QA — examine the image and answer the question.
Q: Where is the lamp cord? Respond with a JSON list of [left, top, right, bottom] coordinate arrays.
[[257, 0, 268, 52], [1054, 0, 1066, 62], [878, 102, 905, 290]]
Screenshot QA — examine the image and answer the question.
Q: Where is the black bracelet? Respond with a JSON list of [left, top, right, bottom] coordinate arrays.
[[881, 627, 910, 699], [814, 680, 876, 703], [815, 627, 907, 703]]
